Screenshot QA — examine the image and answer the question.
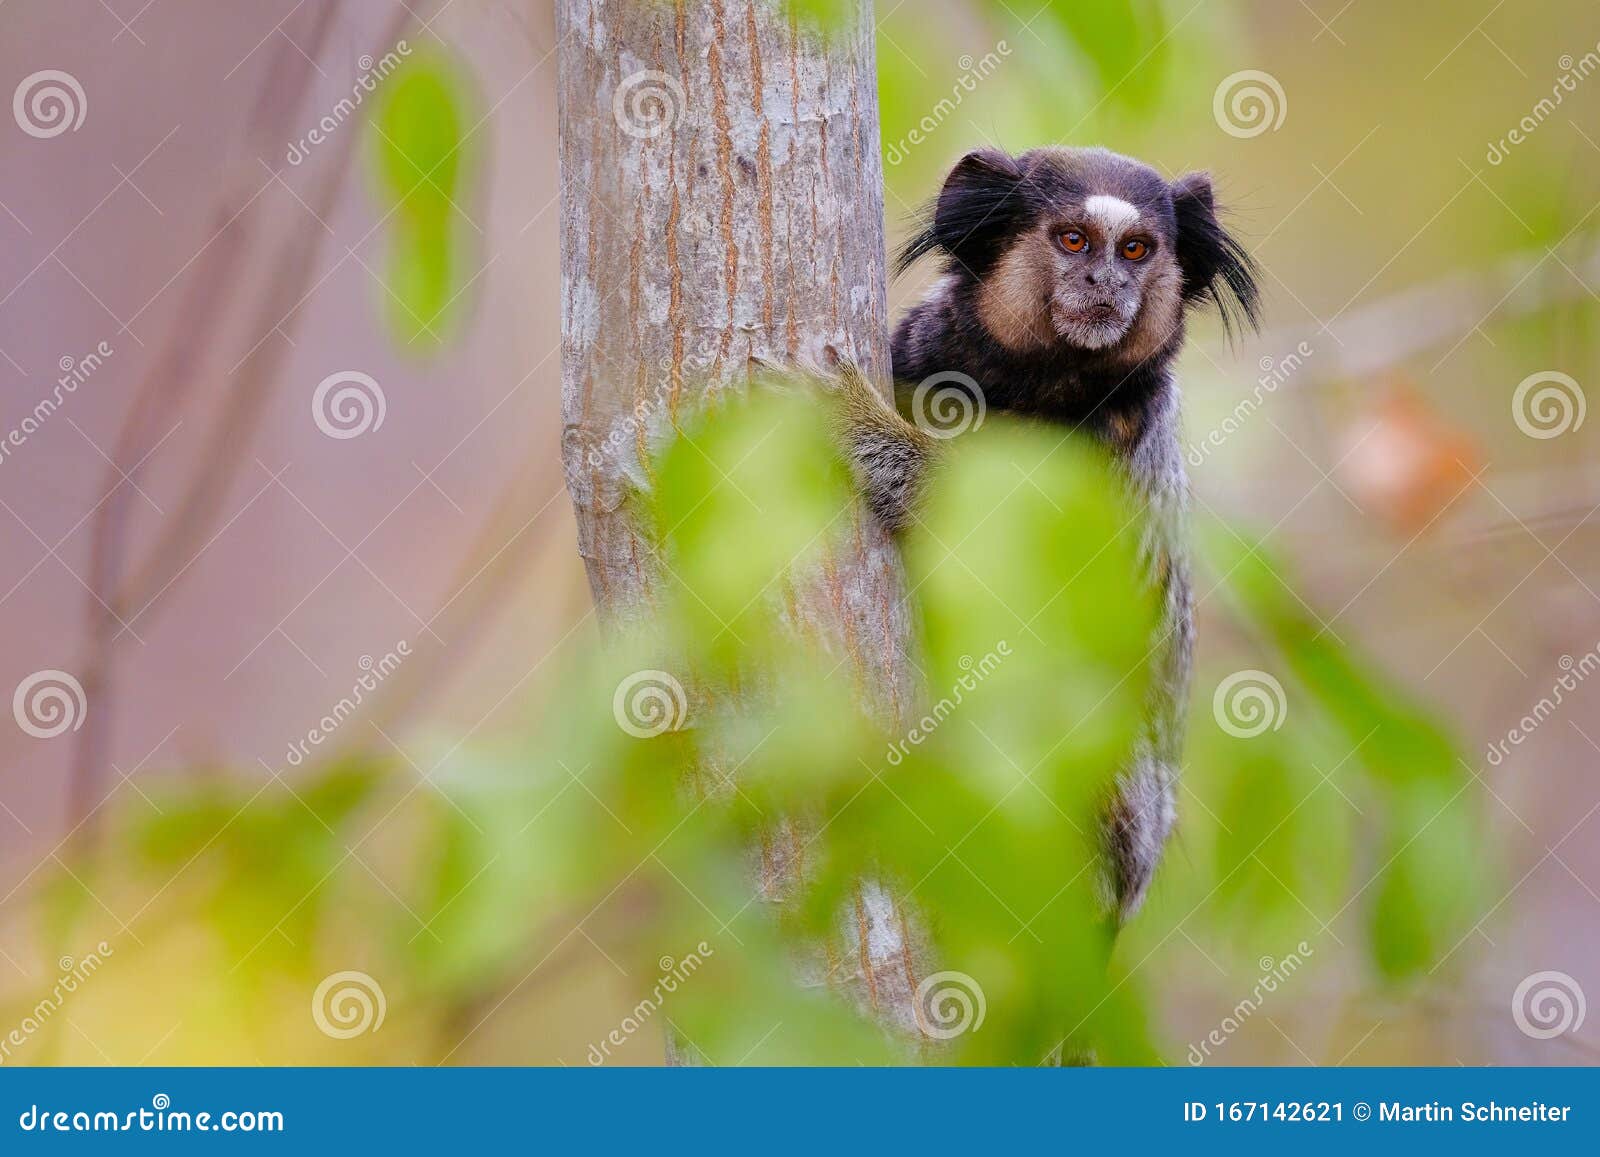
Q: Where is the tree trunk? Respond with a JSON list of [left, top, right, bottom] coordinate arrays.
[[555, 0, 928, 1043]]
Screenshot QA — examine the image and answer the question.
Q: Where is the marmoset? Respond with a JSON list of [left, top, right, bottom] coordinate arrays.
[[837, 146, 1261, 920]]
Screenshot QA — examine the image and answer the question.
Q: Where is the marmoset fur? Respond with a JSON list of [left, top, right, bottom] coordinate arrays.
[[837, 145, 1261, 921]]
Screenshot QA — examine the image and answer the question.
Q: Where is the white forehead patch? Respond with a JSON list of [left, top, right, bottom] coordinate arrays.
[[1083, 194, 1140, 234]]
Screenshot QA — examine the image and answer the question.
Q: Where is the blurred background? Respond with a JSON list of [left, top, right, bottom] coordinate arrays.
[[1, 0, 1597, 1065]]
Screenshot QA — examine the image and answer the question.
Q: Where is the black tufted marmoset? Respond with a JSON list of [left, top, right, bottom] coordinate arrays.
[[833, 145, 1261, 921]]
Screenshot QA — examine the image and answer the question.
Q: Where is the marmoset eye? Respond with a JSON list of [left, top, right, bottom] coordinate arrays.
[[1060, 231, 1087, 253], [1122, 239, 1149, 261]]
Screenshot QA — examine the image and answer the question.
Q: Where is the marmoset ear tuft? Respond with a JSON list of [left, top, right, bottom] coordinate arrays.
[[1171, 172, 1261, 339], [897, 148, 1025, 277]]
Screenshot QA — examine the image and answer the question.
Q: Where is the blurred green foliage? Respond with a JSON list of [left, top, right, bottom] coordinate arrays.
[[25, 386, 1488, 1065], [368, 48, 474, 347]]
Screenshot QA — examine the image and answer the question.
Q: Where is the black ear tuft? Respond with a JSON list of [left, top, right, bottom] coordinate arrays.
[[1171, 172, 1261, 339], [896, 148, 1025, 278]]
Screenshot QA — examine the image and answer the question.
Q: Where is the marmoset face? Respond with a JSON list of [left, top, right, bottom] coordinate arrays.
[[908, 146, 1257, 366]]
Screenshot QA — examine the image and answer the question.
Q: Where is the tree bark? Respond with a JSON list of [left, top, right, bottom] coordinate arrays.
[[556, 0, 927, 1043]]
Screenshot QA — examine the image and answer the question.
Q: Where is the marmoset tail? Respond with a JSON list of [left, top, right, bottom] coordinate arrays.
[[841, 145, 1261, 920]]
